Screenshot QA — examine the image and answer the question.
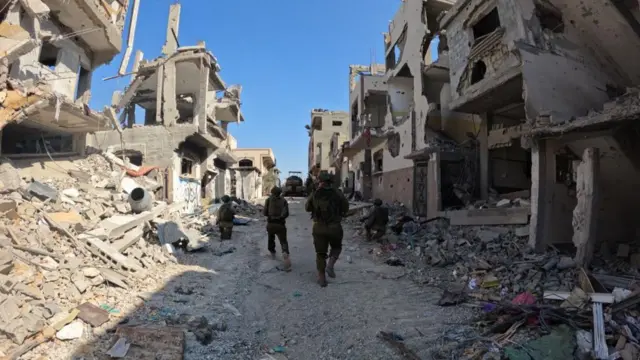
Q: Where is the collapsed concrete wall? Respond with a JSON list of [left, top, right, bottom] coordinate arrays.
[[86, 125, 203, 168]]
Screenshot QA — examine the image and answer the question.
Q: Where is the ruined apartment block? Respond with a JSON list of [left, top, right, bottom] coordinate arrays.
[[232, 148, 278, 199], [0, 0, 129, 160], [438, 0, 640, 263], [376, 0, 458, 210], [307, 109, 349, 179], [334, 64, 387, 200], [86, 4, 246, 212]]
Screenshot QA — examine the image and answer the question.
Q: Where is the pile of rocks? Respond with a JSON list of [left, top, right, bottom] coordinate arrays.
[[381, 219, 578, 299], [0, 153, 204, 357]]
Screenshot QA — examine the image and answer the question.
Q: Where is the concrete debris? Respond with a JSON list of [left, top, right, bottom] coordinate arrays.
[[348, 199, 640, 359], [0, 151, 263, 356], [55, 320, 83, 340]]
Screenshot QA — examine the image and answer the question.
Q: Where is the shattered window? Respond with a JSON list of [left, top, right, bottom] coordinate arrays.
[[472, 8, 500, 41], [38, 42, 60, 69], [181, 158, 194, 175]]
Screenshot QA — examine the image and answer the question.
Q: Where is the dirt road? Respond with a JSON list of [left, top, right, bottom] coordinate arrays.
[[62, 199, 471, 360]]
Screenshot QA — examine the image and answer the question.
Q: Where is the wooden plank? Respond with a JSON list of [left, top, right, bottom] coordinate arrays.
[[543, 290, 614, 304], [115, 326, 184, 359]]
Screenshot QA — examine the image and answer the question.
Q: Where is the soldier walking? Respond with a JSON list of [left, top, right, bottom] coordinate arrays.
[[216, 195, 235, 240], [263, 186, 291, 270], [305, 171, 350, 287]]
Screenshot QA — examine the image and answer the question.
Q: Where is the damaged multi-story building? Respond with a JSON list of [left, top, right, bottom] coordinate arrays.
[[307, 109, 349, 180], [435, 0, 640, 265], [337, 0, 471, 210], [231, 148, 278, 200], [86, 3, 245, 213], [333, 63, 387, 200], [0, 0, 131, 159]]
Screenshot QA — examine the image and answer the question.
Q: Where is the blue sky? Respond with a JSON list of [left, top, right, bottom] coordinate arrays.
[[90, 0, 430, 177]]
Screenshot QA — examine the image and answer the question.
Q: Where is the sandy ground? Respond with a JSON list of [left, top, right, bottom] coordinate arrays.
[[54, 199, 473, 360]]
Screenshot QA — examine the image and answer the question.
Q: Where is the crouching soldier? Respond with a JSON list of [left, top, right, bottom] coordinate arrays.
[[362, 199, 389, 242], [216, 195, 235, 240], [305, 171, 350, 287], [263, 187, 291, 270]]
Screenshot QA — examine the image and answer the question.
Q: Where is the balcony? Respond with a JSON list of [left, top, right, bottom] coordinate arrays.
[[342, 127, 388, 158], [211, 85, 244, 123], [44, 0, 129, 66]]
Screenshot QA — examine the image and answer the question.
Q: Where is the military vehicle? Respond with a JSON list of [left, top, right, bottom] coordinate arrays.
[[283, 171, 306, 197]]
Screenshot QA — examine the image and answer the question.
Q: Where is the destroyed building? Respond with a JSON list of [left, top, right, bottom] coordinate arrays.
[[307, 109, 349, 179], [434, 0, 640, 264], [231, 148, 278, 199], [85, 4, 243, 212], [335, 64, 387, 199], [0, 0, 131, 161]]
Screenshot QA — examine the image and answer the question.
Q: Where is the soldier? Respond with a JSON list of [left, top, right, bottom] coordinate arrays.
[[263, 186, 291, 270], [361, 199, 389, 242], [305, 171, 350, 287], [305, 171, 316, 195], [216, 195, 235, 240]]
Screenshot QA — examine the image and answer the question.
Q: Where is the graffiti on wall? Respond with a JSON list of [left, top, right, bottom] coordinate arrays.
[[176, 176, 201, 214]]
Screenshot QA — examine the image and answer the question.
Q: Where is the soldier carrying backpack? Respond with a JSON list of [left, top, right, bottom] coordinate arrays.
[[263, 187, 291, 270], [216, 195, 235, 240], [305, 171, 349, 287]]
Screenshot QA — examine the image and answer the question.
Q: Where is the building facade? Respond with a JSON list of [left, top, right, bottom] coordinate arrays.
[[307, 109, 349, 176], [0, 0, 131, 159], [232, 148, 278, 199], [437, 0, 640, 266], [85, 4, 243, 211]]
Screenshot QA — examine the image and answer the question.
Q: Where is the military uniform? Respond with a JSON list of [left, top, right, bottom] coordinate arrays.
[[264, 187, 291, 270], [305, 172, 350, 287], [363, 199, 389, 242], [217, 195, 235, 240], [305, 174, 316, 195]]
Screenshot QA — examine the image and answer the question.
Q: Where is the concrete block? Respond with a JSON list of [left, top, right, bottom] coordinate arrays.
[[617, 244, 630, 258]]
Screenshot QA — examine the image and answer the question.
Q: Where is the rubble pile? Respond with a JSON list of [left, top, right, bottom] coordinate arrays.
[[366, 206, 640, 359], [460, 189, 531, 211], [0, 152, 209, 358]]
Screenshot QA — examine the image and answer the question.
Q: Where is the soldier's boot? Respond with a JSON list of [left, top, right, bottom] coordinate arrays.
[[316, 257, 327, 287], [282, 253, 292, 271], [326, 256, 337, 278]]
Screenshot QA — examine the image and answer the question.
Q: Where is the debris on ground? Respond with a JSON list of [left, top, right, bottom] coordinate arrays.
[[348, 198, 640, 359], [0, 151, 262, 358]]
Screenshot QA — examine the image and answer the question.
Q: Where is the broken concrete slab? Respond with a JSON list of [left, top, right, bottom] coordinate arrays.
[[0, 161, 21, 194], [97, 203, 167, 239], [77, 234, 145, 275], [0, 295, 21, 323], [445, 207, 530, 226], [25, 181, 58, 201], [56, 319, 83, 340], [71, 273, 90, 293], [111, 226, 144, 252], [476, 230, 502, 243]]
